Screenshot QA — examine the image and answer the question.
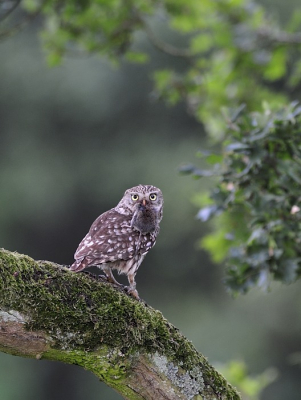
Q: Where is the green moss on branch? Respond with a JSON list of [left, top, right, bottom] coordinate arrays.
[[0, 248, 240, 399]]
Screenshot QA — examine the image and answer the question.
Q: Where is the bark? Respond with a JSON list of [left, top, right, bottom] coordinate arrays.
[[0, 248, 240, 400]]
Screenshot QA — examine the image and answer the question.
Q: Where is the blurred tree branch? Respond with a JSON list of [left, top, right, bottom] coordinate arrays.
[[257, 26, 301, 44], [1, 0, 301, 131], [0, 248, 240, 400], [141, 19, 193, 58], [0, 0, 21, 23], [0, 0, 45, 40]]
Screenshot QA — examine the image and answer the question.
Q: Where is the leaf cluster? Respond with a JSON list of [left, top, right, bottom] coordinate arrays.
[[22, 0, 154, 65], [152, 0, 301, 136], [0, 0, 297, 135], [218, 360, 277, 400], [187, 102, 301, 293]]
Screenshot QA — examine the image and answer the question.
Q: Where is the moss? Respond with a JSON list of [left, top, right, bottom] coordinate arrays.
[[44, 346, 139, 399], [0, 249, 240, 399]]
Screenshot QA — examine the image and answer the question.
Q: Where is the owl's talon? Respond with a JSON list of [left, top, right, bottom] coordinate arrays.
[[82, 270, 98, 279], [124, 287, 140, 300], [97, 274, 110, 282], [111, 281, 124, 289]]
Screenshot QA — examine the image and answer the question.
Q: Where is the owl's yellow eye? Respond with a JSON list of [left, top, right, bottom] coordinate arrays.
[[149, 193, 157, 201], [131, 194, 139, 201]]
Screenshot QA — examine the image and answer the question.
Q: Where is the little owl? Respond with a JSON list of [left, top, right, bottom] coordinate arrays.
[[70, 184, 163, 299]]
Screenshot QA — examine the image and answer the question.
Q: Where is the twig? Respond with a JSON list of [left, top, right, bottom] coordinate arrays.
[[257, 26, 301, 45], [0, 1, 45, 40], [142, 19, 193, 58], [0, 0, 21, 23]]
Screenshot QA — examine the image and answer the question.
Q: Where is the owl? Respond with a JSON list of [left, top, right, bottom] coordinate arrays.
[[70, 184, 163, 300]]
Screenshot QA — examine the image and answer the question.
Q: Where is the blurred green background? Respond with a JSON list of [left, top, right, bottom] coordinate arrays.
[[1, 1, 301, 399]]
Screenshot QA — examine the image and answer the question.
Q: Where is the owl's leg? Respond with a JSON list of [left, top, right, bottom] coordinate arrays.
[[102, 266, 123, 287], [125, 272, 140, 300]]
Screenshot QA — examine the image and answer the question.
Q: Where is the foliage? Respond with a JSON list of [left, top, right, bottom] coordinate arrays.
[[152, 0, 294, 136], [2, 0, 301, 293], [183, 102, 301, 293], [21, 0, 156, 66], [218, 360, 277, 400], [0, 0, 295, 133]]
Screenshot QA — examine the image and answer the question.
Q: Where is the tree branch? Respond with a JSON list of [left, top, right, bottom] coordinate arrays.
[[0, 0, 21, 23], [0, 248, 240, 400], [0, 1, 45, 40], [141, 20, 193, 58], [257, 26, 301, 45]]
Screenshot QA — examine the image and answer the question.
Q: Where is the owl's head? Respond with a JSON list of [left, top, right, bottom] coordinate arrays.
[[116, 184, 163, 221]]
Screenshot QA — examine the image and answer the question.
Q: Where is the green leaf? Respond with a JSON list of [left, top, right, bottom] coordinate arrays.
[[264, 48, 287, 81], [46, 51, 62, 67], [219, 360, 277, 399], [280, 259, 300, 283], [286, 9, 301, 32], [205, 153, 223, 164], [247, 228, 267, 245], [201, 229, 231, 262], [125, 51, 149, 63], [153, 70, 173, 91], [190, 33, 213, 54], [230, 104, 247, 122], [288, 59, 301, 87], [23, 0, 41, 12]]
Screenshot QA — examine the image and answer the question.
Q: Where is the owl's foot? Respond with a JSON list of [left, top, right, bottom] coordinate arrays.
[[102, 267, 123, 287], [106, 277, 123, 288], [97, 273, 113, 283], [82, 270, 98, 279], [125, 286, 140, 300]]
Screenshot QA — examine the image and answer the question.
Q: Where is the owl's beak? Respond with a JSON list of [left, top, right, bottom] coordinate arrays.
[[142, 199, 146, 206]]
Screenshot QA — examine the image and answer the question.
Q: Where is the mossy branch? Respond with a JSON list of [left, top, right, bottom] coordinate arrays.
[[0, 248, 240, 400]]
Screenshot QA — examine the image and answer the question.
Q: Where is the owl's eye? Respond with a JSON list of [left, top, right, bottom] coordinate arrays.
[[149, 193, 157, 201], [131, 194, 139, 201]]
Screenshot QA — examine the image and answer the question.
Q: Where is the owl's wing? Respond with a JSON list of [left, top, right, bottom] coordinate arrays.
[[74, 209, 139, 264]]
